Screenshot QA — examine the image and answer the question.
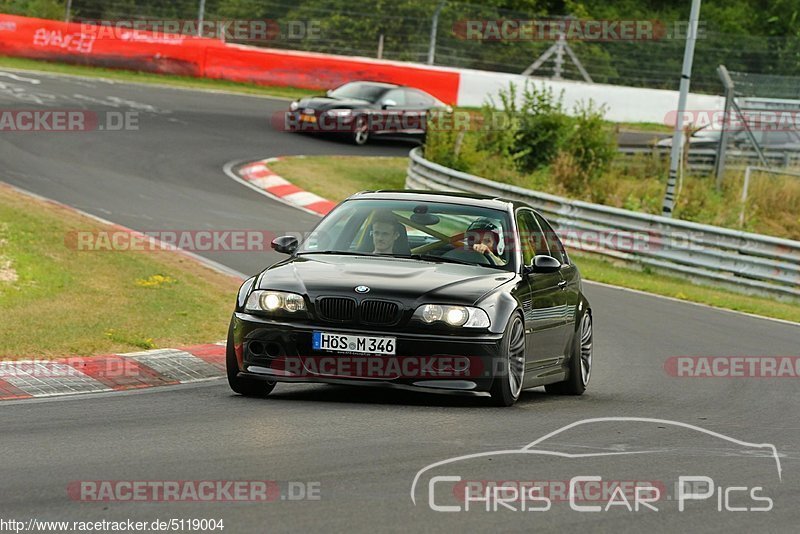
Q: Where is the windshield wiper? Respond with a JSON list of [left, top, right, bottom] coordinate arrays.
[[405, 253, 481, 267], [296, 251, 380, 257], [297, 251, 493, 268]]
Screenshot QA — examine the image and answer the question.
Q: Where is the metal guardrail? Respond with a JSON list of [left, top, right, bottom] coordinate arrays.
[[406, 147, 800, 299], [618, 146, 800, 173]]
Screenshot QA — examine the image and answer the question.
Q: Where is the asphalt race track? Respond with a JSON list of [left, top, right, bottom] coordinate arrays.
[[1, 70, 798, 533]]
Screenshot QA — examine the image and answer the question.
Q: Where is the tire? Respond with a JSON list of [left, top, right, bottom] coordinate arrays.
[[489, 313, 526, 407], [545, 311, 592, 396], [353, 116, 369, 145], [226, 320, 276, 397]]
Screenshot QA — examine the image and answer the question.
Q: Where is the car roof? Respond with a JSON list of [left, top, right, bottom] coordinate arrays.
[[341, 81, 399, 89], [338, 81, 441, 96], [348, 190, 519, 210]]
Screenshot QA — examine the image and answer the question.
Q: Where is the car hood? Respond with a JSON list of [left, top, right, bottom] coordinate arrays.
[[257, 255, 515, 306], [296, 96, 371, 111]]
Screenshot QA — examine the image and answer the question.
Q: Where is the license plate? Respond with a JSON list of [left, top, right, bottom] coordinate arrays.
[[312, 331, 396, 355], [300, 114, 317, 123]]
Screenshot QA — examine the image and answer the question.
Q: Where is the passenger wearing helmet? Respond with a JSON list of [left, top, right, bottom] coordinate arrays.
[[466, 218, 506, 266]]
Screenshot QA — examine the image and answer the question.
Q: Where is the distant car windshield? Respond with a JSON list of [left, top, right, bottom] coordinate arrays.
[[694, 126, 721, 139], [328, 82, 390, 103], [297, 198, 515, 271]]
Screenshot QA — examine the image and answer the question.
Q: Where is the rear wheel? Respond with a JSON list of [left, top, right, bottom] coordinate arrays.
[[545, 312, 592, 396], [489, 314, 526, 407], [226, 320, 276, 397]]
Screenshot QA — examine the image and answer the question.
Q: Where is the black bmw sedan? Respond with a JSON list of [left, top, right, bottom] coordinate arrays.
[[227, 191, 593, 406], [284, 81, 449, 145]]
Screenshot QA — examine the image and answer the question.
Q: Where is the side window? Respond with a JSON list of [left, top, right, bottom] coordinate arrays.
[[406, 89, 435, 109], [534, 212, 569, 265], [306, 204, 361, 251], [515, 209, 548, 266], [381, 89, 406, 107]]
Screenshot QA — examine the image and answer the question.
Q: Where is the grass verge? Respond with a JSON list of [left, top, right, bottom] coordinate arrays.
[[615, 121, 673, 134], [269, 155, 408, 202], [267, 155, 799, 323], [0, 55, 317, 100], [0, 184, 240, 359], [571, 252, 799, 323]]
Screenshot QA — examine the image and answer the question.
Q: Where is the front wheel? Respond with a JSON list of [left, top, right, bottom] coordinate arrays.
[[489, 314, 526, 407], [545, 311, 592, 396], [226, 320, 276, 397], [352, 116, 370, 145]]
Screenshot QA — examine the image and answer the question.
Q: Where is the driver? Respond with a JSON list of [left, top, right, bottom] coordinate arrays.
[[466, 218, 506, 266], [371, 213, 400, 255]]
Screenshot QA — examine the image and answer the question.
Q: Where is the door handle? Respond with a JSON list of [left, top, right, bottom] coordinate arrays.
[[557, 280, 567, 290]]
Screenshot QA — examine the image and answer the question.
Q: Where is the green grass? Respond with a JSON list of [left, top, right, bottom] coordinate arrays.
[[615, 121, 674, 133], [269, 155, 408, 202], [572, 252, 800, 323], [0, 56, 317, 100], [268, 155, 799, 323], [0, 184, 240, 359]]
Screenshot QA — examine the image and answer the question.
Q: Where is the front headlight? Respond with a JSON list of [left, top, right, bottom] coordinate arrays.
[[414, 304, 491, 328], [289, 101, 299, 111], [245, 290, 306, 314]]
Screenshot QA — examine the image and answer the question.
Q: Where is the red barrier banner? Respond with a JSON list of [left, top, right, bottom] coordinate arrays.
[[0, 14, 460, 104], [0, 14, 217, 77], [204, 44, 460, 103]]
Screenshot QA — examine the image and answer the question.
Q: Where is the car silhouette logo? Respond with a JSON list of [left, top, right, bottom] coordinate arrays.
[[355, 286, 370, 294]]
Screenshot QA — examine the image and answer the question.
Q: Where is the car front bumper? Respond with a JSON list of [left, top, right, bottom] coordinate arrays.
[[232, 313, 504, 393]]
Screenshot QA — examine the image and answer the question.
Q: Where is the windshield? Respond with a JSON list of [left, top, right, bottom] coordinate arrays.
[[328, 82, 391, 103], [298, 198, 515, 271], [694, 126, 722, 139]]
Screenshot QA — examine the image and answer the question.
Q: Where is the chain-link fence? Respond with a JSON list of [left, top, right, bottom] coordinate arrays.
[[729, 71, 800, 100], [7, 0, 800, 94]]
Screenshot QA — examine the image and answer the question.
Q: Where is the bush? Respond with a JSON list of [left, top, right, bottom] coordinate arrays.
[[423, 111, 486, 173], [558, 100, 617, 195], [1, 0, 65, 19], [484, 82, 574, 174], [427, 82, 617, 195]]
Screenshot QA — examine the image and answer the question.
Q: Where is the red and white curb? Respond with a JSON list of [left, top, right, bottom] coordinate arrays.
[[234, 157, 336, 217], [0, 343, 226, 401]]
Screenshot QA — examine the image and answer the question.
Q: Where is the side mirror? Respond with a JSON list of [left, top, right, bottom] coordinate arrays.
[[271, 235, 299, 255], [381, 99, 397, 109], [525, 254, 561, 275]]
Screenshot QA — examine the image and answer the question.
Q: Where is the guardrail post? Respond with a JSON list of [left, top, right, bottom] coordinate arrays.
[[739, 166, 752, 228], [427, 1, 445, 65], [662, 0, 703, 217], [714, 65, 734, 188], [197, 0, 206, 37]]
